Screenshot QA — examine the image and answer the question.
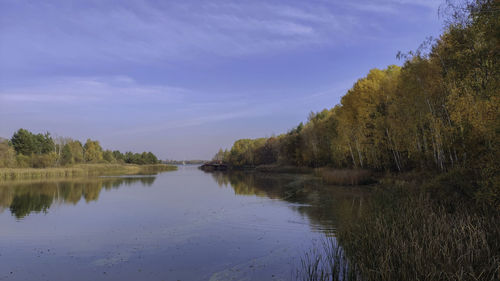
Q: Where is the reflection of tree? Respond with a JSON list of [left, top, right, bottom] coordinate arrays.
[[10, 194, 53, 219], [0, 177, 157, 219], [209, 171, 368, 234], [208, 171, 231, 187]]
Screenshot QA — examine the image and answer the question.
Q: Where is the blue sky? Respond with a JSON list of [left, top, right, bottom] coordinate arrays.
[[0, 0, 444, 160]]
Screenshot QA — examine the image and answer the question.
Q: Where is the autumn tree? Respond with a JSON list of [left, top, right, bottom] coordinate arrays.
[[83, 139, 103, 163]]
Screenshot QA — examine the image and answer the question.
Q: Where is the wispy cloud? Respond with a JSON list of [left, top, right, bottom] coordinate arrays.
[[0, 1, 360, 68], [0, 76, 186, 105], [0, 0, 444, 159], [388, 0, 442, 9], [108, 110, 260, 136], [0, 0, 443, 71], [346, 0, 442, 18]]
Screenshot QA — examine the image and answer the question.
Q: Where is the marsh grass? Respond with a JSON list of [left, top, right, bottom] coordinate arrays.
[[298, 188, 500, 281], [0, 164, 177, 181], [297, 239, 357, 281], [254, 164, 314, 174], [318, 169, 374, 186]]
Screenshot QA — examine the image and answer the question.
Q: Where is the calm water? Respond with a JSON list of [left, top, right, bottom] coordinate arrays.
[[0, 166, 365, 281]]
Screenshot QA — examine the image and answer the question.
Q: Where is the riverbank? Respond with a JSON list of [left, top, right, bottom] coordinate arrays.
[[295, 170, 500, 281], [201, 167, 499, 281], [202, 163, 378, 186], [0, 164, 177, 181]]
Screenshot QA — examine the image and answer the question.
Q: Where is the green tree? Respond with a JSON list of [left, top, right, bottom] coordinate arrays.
[[35, 132, 55, 154], [112, 150, 124, 163], [61, 140, 84, 165], [10, 129, 54, 156], [103, 150, 116, 163], [144, 152, 159, 164], [11, 128, 37, 155]]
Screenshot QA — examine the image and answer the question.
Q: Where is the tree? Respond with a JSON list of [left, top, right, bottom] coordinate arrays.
[[11, 129, 36, 155], [112, 150, 124, 162], [213, 148, 225, 162], [83, 139, 103, 163], [144, 152, 159, 164], [214, 0, 499, 206], [10, 129, 54, 156], [61, 140, 84, 165], [103, 150, 116, 163], [35, 132, 55, 154]]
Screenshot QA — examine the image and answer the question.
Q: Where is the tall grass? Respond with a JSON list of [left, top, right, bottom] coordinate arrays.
[[318, 169, 373, 186], [255, 164, 314, 174], [0, 164, 177, 181], [297, 239, 357, 281], [298, 189, 500, 281]]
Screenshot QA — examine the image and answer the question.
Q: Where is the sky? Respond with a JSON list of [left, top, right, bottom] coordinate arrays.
[[0, 0, 445, 160]]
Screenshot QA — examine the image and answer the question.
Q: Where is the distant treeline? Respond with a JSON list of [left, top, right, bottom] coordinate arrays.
[[0, 128, 161, 168], [215, 0, 498, 206]]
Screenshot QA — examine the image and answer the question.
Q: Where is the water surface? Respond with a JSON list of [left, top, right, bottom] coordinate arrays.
[[0, 166, 365, 281]]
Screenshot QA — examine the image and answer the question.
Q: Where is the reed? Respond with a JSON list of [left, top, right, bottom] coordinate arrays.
[[0, 164, 177, 181], [298, 188, 500, 281], [318, 169, 373, 186], [296, 239, 357, 281], [255, 164, 314, 174]]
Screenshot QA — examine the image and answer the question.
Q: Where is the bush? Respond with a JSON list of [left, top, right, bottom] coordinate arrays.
[[16, 154, 30, 168], [0, 141, 16, 168], [31, 152, 58, 168]]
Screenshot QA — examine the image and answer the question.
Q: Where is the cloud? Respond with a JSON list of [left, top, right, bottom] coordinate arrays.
[[345, 0, 442, 18], [0, 0, 359, 68], [0, 0, 444, 159], [108, 110, 258, 136], [388, 0, 442, 9], [0, 0, 443, 72], [0, 76, 186, 105]]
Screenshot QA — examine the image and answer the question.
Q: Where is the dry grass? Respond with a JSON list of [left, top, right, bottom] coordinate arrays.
[[0, 164, 177, 181], [255, 164, 314, 174], [318, 169, 373, 186]]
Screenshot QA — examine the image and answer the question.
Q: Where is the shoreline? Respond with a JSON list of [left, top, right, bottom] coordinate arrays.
[[0, 163, 178, 182], [201, 163, 380, 186]]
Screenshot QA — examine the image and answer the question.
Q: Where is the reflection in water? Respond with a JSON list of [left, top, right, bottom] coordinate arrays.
[[0, 177, 156, 219], [208, 170, 368, 234], [0, 166, 369, 281]]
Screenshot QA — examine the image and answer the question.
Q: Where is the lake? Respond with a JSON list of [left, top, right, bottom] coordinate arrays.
[[0, 165, 365, 281]]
